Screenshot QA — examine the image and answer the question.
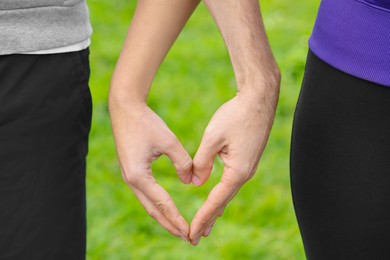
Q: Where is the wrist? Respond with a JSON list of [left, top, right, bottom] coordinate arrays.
[[236, 57, 280, 89], [108, 89, 148, 116], [235, 65, 280, 121], [108, 83, 148, 107], [237, 66, 280, 101]]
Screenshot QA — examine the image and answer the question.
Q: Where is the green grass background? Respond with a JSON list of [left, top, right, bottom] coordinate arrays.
[[86, 0, 320, 259]]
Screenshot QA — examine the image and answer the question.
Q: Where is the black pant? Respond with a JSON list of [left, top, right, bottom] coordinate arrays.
[[0, 49, 92, 259], [290, 50, 390, 259]]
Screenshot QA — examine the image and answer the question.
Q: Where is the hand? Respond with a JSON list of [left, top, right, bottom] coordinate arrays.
[[189, 88, 279, 245], [109, 100, 193, 242]]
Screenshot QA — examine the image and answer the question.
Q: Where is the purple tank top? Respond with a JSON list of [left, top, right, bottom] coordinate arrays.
[[309, 0, 390, 86]]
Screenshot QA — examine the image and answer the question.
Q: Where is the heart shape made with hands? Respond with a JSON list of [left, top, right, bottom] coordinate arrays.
[[114, 96, 272, 246]]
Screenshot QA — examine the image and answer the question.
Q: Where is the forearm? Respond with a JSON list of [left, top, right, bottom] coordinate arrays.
[[109, 0, 200, 105], [203, 0, 280, 99]]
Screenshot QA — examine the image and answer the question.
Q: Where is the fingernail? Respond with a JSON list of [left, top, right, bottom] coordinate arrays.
[[184, 174, 192, 184], [192, 175, 202, 186], [192, 236, 200, 245]]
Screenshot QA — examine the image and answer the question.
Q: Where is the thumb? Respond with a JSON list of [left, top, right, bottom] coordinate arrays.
[[163, 136, 193, 184], [192, 130, 223, 186]]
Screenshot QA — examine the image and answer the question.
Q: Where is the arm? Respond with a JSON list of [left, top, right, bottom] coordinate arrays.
[[189, 0, 280, 245], [108, 0, 200, 242]]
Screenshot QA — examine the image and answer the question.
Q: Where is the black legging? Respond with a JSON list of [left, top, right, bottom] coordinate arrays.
[[290, 50, 390, 260]]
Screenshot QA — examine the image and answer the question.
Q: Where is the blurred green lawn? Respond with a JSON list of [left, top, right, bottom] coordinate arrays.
[[86, 0, 320, 259]]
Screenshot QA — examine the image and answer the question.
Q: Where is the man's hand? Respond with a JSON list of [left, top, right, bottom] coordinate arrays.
[[189, 80, 280, 245], [188, 0, 281, 245], [109, 100, 192, 242]]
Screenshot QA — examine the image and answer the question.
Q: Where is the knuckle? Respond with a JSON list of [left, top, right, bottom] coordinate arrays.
[[121, 166, 141, 186], [122, 173, 137, 186], [239, 167, 256, 183], [157, 203, 166, 214], [193, 157, 212, 171], [236, 177, 247, 186], [182, 157, 193, 170], [243, 173, 255, 182], [156, 199, 169, 214], [122, 167, 155, 188], [226, 166, 254, 185], [175, 156, 192, 175], [207, 198, 224, 209], [221, 173, 242, 187]]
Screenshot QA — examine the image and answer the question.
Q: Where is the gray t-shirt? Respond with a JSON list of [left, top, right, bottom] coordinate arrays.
[[0, 0, 92, 55]]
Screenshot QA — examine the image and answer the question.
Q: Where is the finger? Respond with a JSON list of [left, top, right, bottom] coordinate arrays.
[[134, 174, 190, 235], [189, 168, 242, 244], [163, 136, 193, 184], [192, 129, 222, 186], [200, 206, 225, 237], [202, 219, 216, 237], [131, 187, 189, 242], [188, 215, 217, 246]]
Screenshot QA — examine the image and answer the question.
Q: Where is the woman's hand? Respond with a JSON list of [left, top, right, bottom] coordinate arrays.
[[108, 0, 200, 242], [109, 99, 192, 242]]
